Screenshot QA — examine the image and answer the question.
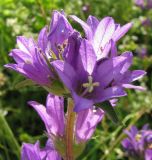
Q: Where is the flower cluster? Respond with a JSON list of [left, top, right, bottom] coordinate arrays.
[[5, 10, 146, 160], [122, 125, 152, 160], [135, 0, 152, 9]]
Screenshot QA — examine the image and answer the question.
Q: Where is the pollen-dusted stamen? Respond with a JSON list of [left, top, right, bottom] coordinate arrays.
[[55, 40, 68, 60], [83, 75, 100, 93], [25, 60, 32, 64], [100, 46, 104, 52], [135, 134, 142, 142], [148, 143, 152, 149], [50, 50, 58, 60], [37, 47, 55, 74]]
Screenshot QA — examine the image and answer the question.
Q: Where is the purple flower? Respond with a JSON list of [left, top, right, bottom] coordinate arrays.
[[122, 125, 152, 160], [48, 10, 73, 58], [70, 15, 132, 60], [147, 0, 152, 9], [137, 46, 147, 58], [5, 11, 73, 87], [28, 94, 104, 143], [142, 18, 152, 27], [21, 140, 61, 160], [28, 94, 65, 137], [82, 4, 90, 13], [134, 0, 145, 9], [52, 38, 146, 112], [134, 0, 152, 9], [76, 106, 104, 142], [145, 149, 152, 160]]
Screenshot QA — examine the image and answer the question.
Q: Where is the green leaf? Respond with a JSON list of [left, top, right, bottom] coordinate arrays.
[[96, 101, 119, 124], [0, 113, 20, 159]]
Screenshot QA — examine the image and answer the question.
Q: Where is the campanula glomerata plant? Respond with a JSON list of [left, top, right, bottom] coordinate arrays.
[[5, 10, 146, 160]]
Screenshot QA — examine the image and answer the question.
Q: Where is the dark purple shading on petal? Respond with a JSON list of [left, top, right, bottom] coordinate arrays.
[[28, 94, 65, 136], [145, 149, 152, 160], [76, 107, 104, 142], [48, 11, 73, 57]]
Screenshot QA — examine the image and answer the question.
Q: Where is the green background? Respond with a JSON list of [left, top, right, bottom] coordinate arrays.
[[0, 0, 152, 159]]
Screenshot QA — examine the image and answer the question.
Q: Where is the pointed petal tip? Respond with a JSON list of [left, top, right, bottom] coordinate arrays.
[[4, 64, 15, 69], [125, 22, 133, 28], [27, 101, 39, 107], [73, 103, 91, 112]]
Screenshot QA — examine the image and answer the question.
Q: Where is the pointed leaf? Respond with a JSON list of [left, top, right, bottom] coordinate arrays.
[[96, 101, 119, 124]]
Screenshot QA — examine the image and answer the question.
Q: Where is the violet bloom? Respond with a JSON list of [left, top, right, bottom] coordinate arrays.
[[142, 18, 152, 27], [135, 0, 152, 9], [70, 15, 132, 60], [28, 94, 104, 145], [52, 38, 146, 112], [147, 0, 152, 9], [21, 140, 61, 160], [134, 0, 145, 9], [5, 11, 73, 87], [122, 125, 152, 160], [137, 47, 147, 58]]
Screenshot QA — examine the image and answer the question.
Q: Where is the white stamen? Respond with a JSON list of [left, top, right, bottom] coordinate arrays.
[[82, 76, 100, 93]]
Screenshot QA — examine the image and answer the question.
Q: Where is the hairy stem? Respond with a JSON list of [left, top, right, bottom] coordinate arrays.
[[65, 98, 76, 160]]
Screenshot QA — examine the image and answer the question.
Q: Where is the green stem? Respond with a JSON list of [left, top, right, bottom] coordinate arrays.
[[35, 0, 47, 22], [65, 98, 76, 160]]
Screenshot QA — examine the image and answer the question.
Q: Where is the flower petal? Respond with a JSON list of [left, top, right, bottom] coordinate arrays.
[[73, 92, 94, 112], [94, 86, 127, 103], [48, 11, 73, 57], [28, 101, 53, 134], [76, 107, 104, 142], [87, 15, 99, 35], [28, 98, 65, 136], [112, 22, 133, 41], [52, 60, 78, 91], [38, 26, 48, 53], [79, 39, 97, 75], [70, 15, 92, 40], [63, 32, 81, 67], [9, 49, 32, 63], [17, 36, 36, 56], [130, 70, 146, 82], [21, 141, 41, 160], [95, 52, 132, 88], [46, 94, 65, 136], [145, 149, 152, 160], [122, 84, 146, 91], [93, 17, 115, 59]]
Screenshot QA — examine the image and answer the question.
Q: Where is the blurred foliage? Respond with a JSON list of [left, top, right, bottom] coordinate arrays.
[[0, 0, 152, 159]]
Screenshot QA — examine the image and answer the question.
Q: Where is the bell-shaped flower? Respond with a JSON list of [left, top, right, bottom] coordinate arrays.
[[134, 0, 145, 9], [145, 149, 152, 160], [70, 15, 132, 60], [28, 94, 65, 137], [21, 140, 61, 160], [76, 107, 104, 142], [4, 10, 74, 88], [52, 38, 146, 112], [28, 94, 104, 143], [122, 125, 152, 160], [48, 10, 73, 58]]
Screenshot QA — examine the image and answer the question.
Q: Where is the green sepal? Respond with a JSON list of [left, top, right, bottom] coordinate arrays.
[[54, 138, 66, 159], [15, 79, 35, 89], [73, 142, 86, 159], [96, 101, 120, 124], [44, 80, 69, 96]]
